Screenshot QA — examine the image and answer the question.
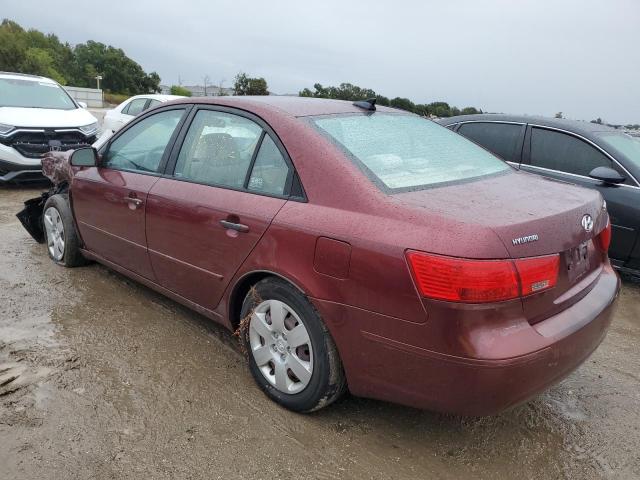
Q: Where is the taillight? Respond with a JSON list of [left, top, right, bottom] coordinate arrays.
[[594, 219, 612, 253], [407, 251, 559, 303], [515, 255, 559, 296]]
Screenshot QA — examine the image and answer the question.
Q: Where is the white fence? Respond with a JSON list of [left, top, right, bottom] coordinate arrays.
[[64, 86, 104, 108]]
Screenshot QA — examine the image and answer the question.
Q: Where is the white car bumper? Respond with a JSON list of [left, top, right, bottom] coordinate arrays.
[[0, 143, 45, 183]]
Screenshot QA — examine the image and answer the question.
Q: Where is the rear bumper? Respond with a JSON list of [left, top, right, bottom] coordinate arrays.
[[314, 263, 620, 415]]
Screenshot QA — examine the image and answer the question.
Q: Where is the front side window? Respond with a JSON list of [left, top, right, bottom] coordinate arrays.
[[0, 78, 76, 110], [457, 122, 523, 163], [529, 128, 619, 178], [103, 109, 184, 173], [174, 110, 262, 188], [312, 113, 509, 191], [124, 98, 148, 116]]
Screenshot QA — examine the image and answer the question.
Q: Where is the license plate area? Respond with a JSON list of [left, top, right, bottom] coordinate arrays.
[[565, 241, 589, 283]]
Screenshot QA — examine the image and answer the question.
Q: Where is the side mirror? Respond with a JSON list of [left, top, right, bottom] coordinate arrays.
[[589, 166, 625, 185], [70, 147, 98, 167], [78, 101, 88, 109]]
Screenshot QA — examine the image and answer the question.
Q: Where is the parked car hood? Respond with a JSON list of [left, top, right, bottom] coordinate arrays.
[[0, 106, 97, 128], [393, 170, 606, 259]]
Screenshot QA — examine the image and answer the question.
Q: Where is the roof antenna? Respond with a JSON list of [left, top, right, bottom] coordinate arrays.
[[353, 97, 376, 111]]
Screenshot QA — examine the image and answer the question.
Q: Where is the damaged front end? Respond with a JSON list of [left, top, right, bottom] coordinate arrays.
[[16, 151, 74, 243]]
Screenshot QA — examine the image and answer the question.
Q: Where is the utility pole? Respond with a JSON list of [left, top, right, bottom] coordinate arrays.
[[95, 75, 103, 90], [203, 75, 210, 96]]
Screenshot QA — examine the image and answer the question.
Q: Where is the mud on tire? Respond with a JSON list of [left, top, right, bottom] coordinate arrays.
[[240, 277, 347, 412]]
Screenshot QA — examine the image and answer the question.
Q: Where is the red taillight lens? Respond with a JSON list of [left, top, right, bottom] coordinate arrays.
[[515, 255, 560, 296], [407, 252, 519, 303], [595, 220, 612, 252], [407, 251, 560, 303]]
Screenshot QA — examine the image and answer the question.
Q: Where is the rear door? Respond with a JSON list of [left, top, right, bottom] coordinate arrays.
[[146, 106, 296, 310], [455, 121, 526, 166], [520, 125, 639, 264], [73, 106, 188, 279]]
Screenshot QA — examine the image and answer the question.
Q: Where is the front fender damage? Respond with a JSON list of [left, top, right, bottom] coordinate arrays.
[[16, 151, 74, 243]]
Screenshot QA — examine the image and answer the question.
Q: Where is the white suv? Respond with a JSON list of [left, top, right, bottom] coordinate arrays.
[[0, 72, 99, 183]]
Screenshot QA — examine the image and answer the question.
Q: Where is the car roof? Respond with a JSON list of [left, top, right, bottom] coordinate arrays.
[[130, 94, 184, 102], [0, 71, 57, 84], [170, 95, 400, 117], [438, 113, 619, 137]]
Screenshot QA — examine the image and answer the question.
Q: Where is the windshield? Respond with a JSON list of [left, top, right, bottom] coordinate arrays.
[[596, 132, 640, 170], [0, 78, 77, 110], [312, 113, 509, 191]]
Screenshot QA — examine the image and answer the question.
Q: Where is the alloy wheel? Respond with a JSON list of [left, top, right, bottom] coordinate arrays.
[[44, 207, 65, 261]]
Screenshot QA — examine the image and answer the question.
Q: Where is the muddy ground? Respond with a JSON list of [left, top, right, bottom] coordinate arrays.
[[0, 186, 638, 480]]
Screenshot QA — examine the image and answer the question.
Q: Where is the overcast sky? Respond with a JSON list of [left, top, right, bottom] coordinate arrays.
[[4, 0, 639, 123]]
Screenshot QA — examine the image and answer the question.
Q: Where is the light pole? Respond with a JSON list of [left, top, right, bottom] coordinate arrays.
[[95, 75, 103, 90]]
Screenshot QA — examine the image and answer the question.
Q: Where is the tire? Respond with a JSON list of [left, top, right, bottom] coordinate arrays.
[[240, 277, 347, 412], [42, 194, 87, 267]]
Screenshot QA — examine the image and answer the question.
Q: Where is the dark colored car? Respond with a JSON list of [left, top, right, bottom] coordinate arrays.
[[439, 114, 640, 276], [22, 97, 619, 415]]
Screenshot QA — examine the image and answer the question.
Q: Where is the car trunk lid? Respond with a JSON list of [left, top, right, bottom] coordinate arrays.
[[394, 170, 608, 322]]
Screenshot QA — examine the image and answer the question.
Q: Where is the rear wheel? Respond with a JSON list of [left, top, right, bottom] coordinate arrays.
[[42, 194, 87, 267], [240, 277, 346, 412]]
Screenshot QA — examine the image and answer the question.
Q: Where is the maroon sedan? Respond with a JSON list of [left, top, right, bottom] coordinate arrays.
[[34, 96, 619, 414]]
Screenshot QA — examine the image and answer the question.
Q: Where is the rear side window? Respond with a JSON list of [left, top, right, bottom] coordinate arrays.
[[248, 135, 290, 195], [174, 110, 262, 189], [529, 128, 618, 177], [457, 122, 523, 163], [312, 113, 508, 191], [124, 98, 148, 116]]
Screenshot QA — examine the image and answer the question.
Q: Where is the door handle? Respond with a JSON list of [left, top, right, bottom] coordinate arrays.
[[219, 220, 249, 233], [124, 197, 143, 207]]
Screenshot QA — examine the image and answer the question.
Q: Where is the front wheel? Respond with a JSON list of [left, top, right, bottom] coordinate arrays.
[[240, 277, 347, 412], [42, 194, 87, 267]]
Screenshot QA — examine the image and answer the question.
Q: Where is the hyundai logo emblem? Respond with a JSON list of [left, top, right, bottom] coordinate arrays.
[[581, 214, 594, 233]]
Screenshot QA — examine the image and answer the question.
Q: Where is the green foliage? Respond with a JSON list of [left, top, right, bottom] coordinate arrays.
[[103, 92, 130, 105], [234, 72, 269, 95], [170, 85, 192, 97], [0, 18, 161, 95], [299, 82, 481, 117]]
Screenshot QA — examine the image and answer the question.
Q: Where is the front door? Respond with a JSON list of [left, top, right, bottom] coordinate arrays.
[[72, 107, 187, 279], [146, 107, 293, 310]]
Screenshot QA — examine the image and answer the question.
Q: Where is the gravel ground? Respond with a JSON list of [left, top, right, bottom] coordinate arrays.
[[1, 186, 639, 480]]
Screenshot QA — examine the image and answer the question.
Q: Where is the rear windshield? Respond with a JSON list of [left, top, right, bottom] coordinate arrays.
[[0, 78, 77, 110], [596, 132, 640, 170], [311, 113, 509, 191]]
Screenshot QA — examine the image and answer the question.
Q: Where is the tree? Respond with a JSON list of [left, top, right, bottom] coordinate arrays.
[[234, 72, 269, 95], [591, 117, 603, 124], [298, 80, 482, 118], [73, 40, 161, 94], [0, 19, 161, 94], [389, 97, 415, 112], [170, 85, 191, 96], [555, 112, 564, 119]]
